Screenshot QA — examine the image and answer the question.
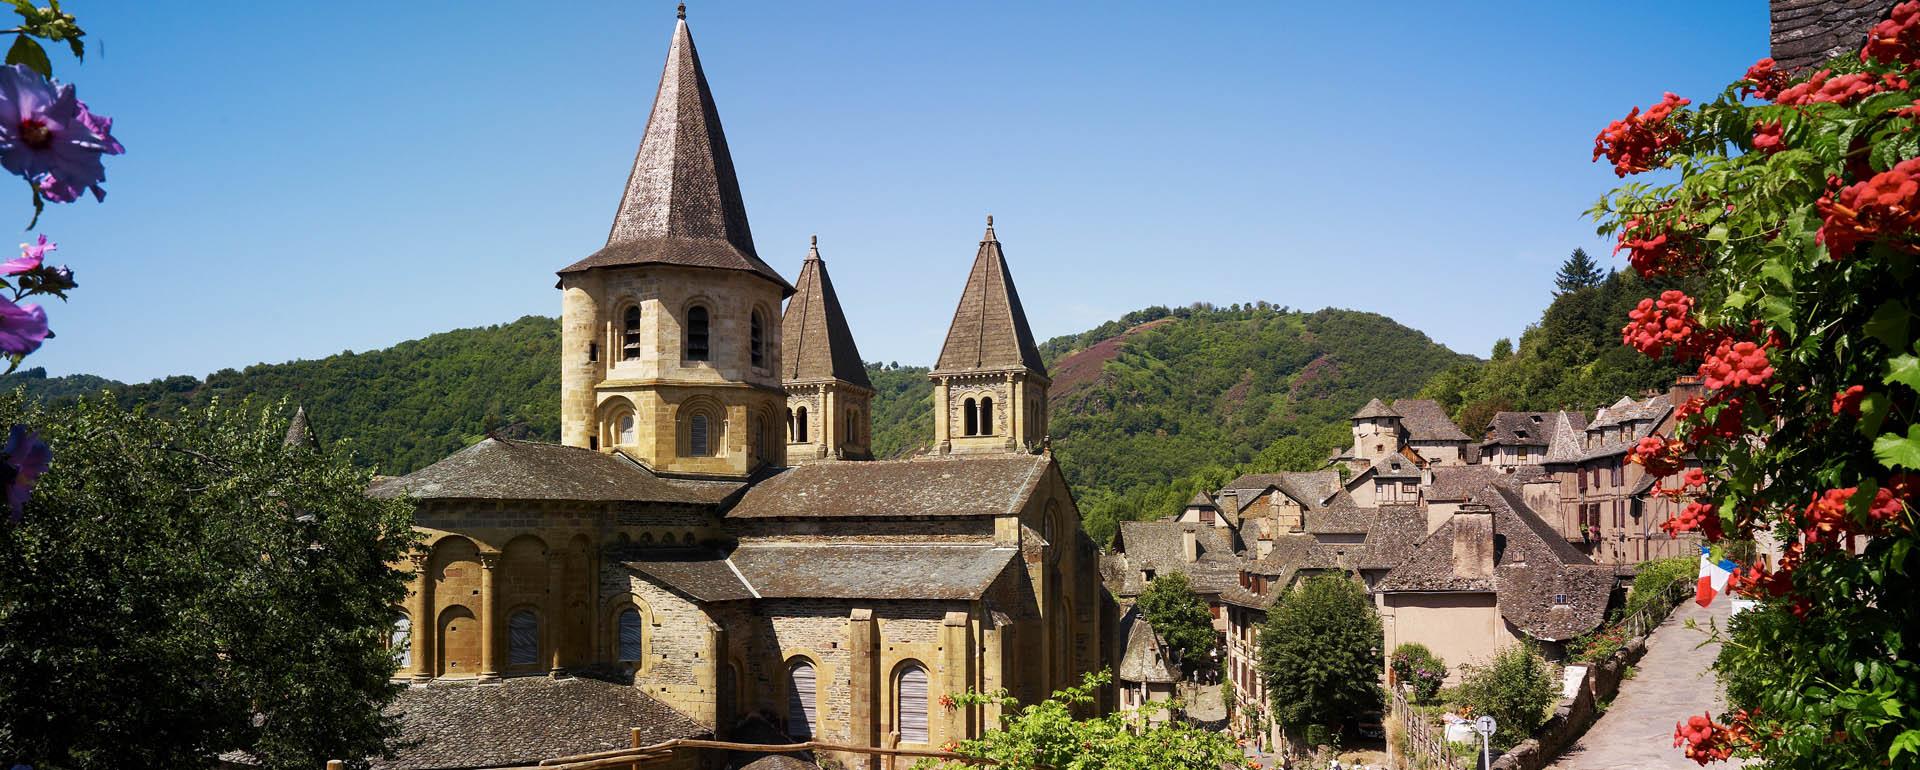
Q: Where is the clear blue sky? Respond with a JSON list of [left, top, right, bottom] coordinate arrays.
[[30, 1, 1766, 382]]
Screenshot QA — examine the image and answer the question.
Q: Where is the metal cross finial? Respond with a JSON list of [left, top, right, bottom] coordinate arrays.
[[677, 3, 686, 20], [811, 234, 818, 246]]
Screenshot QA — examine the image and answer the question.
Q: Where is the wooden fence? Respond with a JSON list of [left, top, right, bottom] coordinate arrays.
[[1391, 688, 1469, 770], [1620, 580, 1692, 641]]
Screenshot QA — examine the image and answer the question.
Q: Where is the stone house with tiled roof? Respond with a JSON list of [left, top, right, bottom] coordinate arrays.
[[1540, 379, 1706, 565], [365, 10, 1106, 769]]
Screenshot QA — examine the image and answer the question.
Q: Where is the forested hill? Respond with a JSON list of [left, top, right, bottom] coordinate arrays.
[[2, 305, 1474, 544]]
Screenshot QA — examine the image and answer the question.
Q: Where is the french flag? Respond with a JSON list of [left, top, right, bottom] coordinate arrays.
[[1697, 546, 1736, 607]]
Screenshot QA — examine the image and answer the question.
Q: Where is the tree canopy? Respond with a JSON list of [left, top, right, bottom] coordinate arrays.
[[0, 395, 416, 769], [1134, 571, 1218, 676], [1256, 573, 1383, 736], [917, 670, 1241, 770]]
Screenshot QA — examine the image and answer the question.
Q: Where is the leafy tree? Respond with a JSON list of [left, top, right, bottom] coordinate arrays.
[[1554, 247, 1606, 294], [1583, 29, 1920, 767], [0, 395, 417, 769], [1453, 645, 1558, 752], [1134, 572, 1217, 677], [1491, 338, 1514, 360], [1256, 573, 1382, 739], [915, 670, 1240, 770]]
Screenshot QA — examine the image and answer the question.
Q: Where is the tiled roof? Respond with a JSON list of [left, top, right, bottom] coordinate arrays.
[[1105, 521, 1242, 596], [1427, 465, 1504, 502], [781, 238, 872, 389], [932, 219, 1047, 377], [1116, 607, 1181, 684], [1374, 483, 1608, 641], [622, 550, 756, 602], [1392, 399, 1470, 442], [558, 13, 792, 293], [1771, 0, 1898, 73], [1352, 398, 1400, 419], [368, 439, 741, 504], [1368, 454, 1421, 480], [1568, 395, 1674, 462], [284, 406, 318, 449], [1544, 411, 1586, 464], [1360, 505, 1427, 571], [1186, 491, 1216, 509], [728, 544, 1014, 600], [726, 454, 1050, 519], [375, 676, 707, 770], [1481, 412, 1560, 447], [1222, 470, 1345, 513]]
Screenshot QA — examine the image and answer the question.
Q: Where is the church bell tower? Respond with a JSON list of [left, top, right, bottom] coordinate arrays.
[[931, 217, 1050, 454], [556, 6, 792, 477]]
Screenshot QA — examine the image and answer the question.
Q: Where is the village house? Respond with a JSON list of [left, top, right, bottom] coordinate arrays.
[[364, 10, 1107, 769]]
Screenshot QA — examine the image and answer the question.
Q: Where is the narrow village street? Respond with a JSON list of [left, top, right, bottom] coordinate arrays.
[[1544, 599, 1739, 770]]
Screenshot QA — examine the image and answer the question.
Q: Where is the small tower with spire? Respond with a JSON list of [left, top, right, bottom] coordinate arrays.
[[1351, 397, 1403, 465], [930, 216, 1051, 454], [781, 235, 874, 462], [554, 5, 791, 477]]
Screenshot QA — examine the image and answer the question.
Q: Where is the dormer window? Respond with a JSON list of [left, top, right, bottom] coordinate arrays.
[[1530, 415, 1543, 423], [1554, 593, 1569, 606]]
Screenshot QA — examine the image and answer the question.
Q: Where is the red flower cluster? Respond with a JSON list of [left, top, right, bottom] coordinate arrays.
[[1615, 218, 1700, 277], [938, 692, 957, 710], [1623, 290, 1701, 358], [1699, 339, 1773, 390], [1674, 712, 1735, 765], [1675, 392, 1756, 447], [1817, 157, 1920, 259], [1752, 120, 1785, 153], [1663, 500, 1725, 540], [1593, 92, 1691, 176], [1864, 1, 1920, 67], [1774, 70, 1906, 106], [1682, 467, 1708, 489], [1629, 437, 1687, 478], [1741, 58, 1790, 101], [1727, 561, 1789, 599], [1832, 385, 1867, 416], [1802, 484, 1912, 543]]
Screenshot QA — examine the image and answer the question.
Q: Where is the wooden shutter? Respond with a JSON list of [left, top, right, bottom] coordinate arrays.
[[508, 611, 539, 666], [898, 666, 929, 743], [788, 663, 816, 739]]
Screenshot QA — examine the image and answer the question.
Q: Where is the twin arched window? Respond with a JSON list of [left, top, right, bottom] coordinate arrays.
[[507, 610, 539, 666], [788, 659, 818, 739], [621, 305, 642, 360], [616, 607, 644, 662], [962, 397, 995, 437], [686, 306, 710, 362], [897, 663, 930, 743]]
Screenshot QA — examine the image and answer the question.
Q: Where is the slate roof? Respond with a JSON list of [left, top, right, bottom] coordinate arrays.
[[728, 544, 1015, 600], [1771, 0, 1898, 73], [284, 406, 318, 449], [368, 439, 742, 504], [1116, 607, 1181, 684], [1221, 470, 1346, 513], [1360, 505, 1428, 571], [725, 454, 1050, 519], [558, 12, 792, 293], [1105, 521, 1242, 596], [1564, 395, 1674, 463], [375, 676, 707, 770], [622, 550, 756, 602], [933, 218, 1047, 377], [1352, 398, 1400, 419], [1368, 453, 1422, 480], [1392, 399, 1470, 442], [1186, 491, 1217, 509], [1427, 465, 1505, 501], [1481, 412, 1561, 447], [781, 238, 872, 389], [1375, 483, 1609, 641]]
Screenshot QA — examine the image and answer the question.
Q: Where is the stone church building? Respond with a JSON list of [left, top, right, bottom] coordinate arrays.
[[367, 9, 1105, 769]]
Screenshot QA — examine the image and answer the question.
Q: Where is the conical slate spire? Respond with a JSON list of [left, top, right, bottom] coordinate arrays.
[[558, 8, 793, 293], [782, 236, 872, 389], [284, 406, 319, 449], [933, 216, 1047, 376]]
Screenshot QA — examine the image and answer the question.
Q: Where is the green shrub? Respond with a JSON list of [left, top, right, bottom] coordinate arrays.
[[1454, 645, 1560, 752], [1389, 643, 1448, 703]]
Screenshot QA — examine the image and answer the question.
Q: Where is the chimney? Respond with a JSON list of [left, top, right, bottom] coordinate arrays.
[[1181, 529, 1198, 563], [1670, 375, 1704, 405], [1451, 502, 1495, 580]]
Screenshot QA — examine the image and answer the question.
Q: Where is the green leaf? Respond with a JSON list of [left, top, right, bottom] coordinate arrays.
[[1759, 295, 1796, 335], [1888, 353, 1920, 393], [1866, 301, 1913, 351], [1874, 425, 1920, 470], [1860, 391, 1890, 437], [6, 34, 49, 78], [1891, 729, 1920, 761]]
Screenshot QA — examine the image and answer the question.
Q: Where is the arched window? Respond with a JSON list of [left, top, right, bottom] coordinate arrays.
[[621, 305, 642, 360], [963, 398, 978, 436], [750, 310, 766, 368], [686, 306, 710, 361], [787, 659, 818, 739], [795, 407, 809, 443], [616, 608, 644, 662], [980, 397, 994, 436], [897, 663, 930, 743], [749, 414, 765, 461], [617, 412, 637, 446], [508, 610, 539, 666], [690, 414, 711, 457], [786, 408, 795, 441], [846, 408, 857, 444], [392, 615, 412, 668]]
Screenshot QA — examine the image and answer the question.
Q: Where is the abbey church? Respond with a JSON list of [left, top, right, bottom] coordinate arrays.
[[366, 9, 1107, 770]]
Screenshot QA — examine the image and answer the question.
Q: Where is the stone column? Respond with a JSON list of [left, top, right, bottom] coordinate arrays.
[[932, 381, 950, 453], [940, 611, 971, 744], [847, 608, 877, 770], [823, 386, 839, 460], [408, 553, 433, 683], [1005, 373, 1021, 450], [478, 551, 501, 683], [547, 555, 566, 676]]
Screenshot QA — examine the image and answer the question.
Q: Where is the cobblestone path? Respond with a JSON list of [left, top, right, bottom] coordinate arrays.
[[1544, 598, 1741, 770]]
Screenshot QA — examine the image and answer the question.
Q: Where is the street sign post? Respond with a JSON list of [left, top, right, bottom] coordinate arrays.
[[1472, 715, 1497, 769]]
